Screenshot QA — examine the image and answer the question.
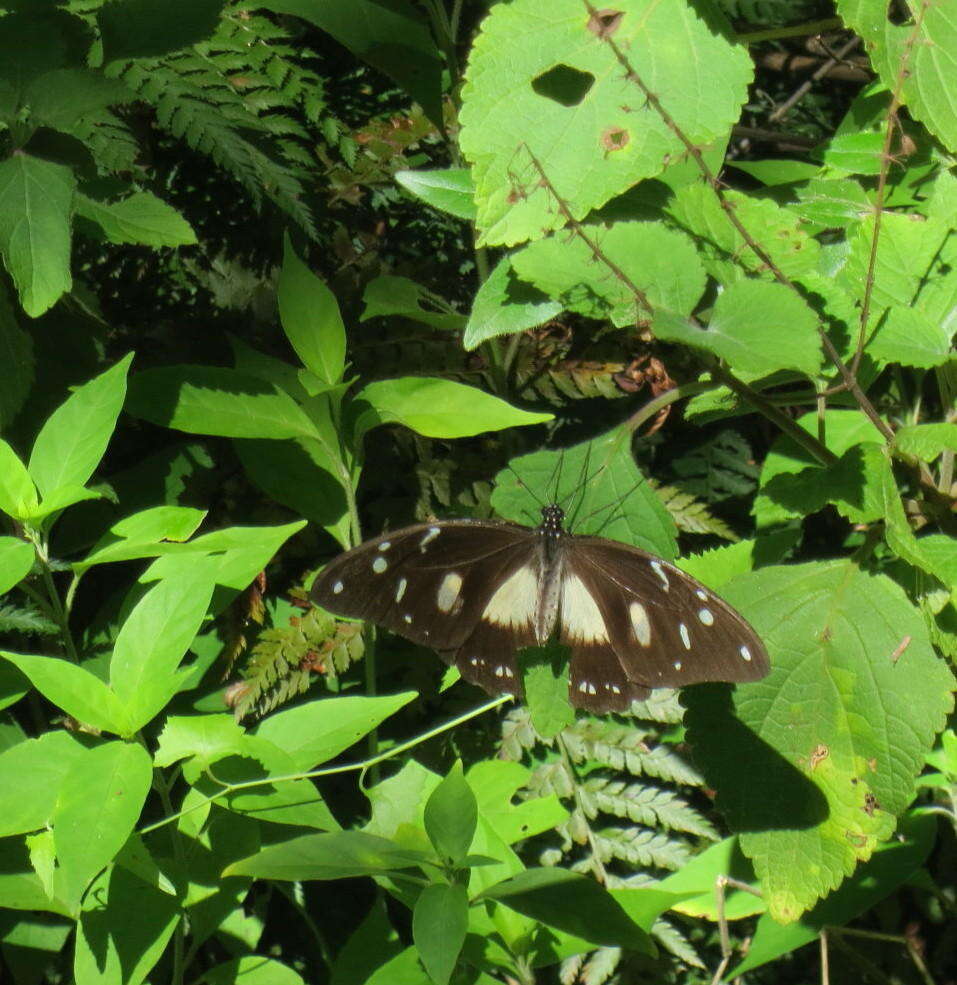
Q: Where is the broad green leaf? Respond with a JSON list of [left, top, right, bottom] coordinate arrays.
[[253, 692, 417, 772], [459, 0, 752, 245], [821, 130, 884, 175], [677, 529, 800, 588], [654, 281, 822, 380], [75, 190, 196, 247], [110, 565, 216, 732], [28, 354, 133, 498], [734, 812, 935, 976], [491, 428, 677, 558], [353, 377, 551, 439], [838, 0, 957, 151], [24, 484, 104, 521], [126, 365, 321, 441], [361, 275, 466, 333], [513, 221, 705, 327], [233, 437, 350, 549], [330, 898, 404, 985], [521, 642, 574, 738], [412, 884, 468, 985], [424, 763, 477, 865], [52, 740, 153, 912], [0, 438, 37, 517], [0, 153, 74, 316], [365, 947, 432, 985], [279, 234, 346, 385], [0, 288, 34, 428], [894, 423, 957, 462], [100, 0, 225, 61], [728, 160, 820, 186], [866, 306, 951, 368], [0, 651, 129, 735], [365, 759, 441, 841], [788, 177, 873, 228], [0, 8, 94, 85], [74, 864, 179, 985], [154, 714, 246, 773], [683, 561, 954, 923], [0, 662, 29, 713], [0, 536, 33, 593], [480, 868, 654, 952], [395, 168, 476, 220], [0, 731, 88, 837], [463, 256, 561, 350], [261, 0, 442, 127], [197, 957, 305, 985], [23, 68, 133, 129], [466, 761, 568, 846], [224, 830, 429, 880], [75, 505, 207, 572]]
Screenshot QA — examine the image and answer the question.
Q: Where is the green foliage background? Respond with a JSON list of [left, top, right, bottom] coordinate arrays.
[[0, 0, 955, 983]]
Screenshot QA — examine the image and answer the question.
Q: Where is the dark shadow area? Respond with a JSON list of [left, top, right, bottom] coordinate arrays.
[[532, 64, 595, 107]]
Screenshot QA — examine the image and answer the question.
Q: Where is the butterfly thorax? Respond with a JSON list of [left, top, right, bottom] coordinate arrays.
[[534, 504, 567, 642]]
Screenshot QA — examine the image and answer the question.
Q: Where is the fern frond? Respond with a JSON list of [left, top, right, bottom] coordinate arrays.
[[668, 429, 760, 503], [651, 479, 740, 541], [650, 916, 706, 969], [582, 778, 719, 840], [591, 825, 691, 870], [0, 602, 59, 637]]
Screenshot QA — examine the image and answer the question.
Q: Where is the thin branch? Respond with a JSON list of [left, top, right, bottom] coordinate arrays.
[[768, 35, 864, 123]]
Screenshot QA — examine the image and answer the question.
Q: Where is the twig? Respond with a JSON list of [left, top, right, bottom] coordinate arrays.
[[768, 35, 864, 123]]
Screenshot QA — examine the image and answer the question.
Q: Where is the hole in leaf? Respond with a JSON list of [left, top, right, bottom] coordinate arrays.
[[587, 8, 624, 38], [601, 126, 629, 151], [531, 64, 595, 107]]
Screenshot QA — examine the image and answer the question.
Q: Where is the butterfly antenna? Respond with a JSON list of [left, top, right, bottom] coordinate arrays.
[[503, 460, 544, 526], [572, 469, 651, 536], [566, 442, 597, 528]]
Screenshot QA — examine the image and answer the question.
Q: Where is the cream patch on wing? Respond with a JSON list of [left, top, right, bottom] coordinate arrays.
[[560, 574, 608, 644], [436, 572, 463, 613], [482, 566, 538, 629], [628, 601, 651, 647]]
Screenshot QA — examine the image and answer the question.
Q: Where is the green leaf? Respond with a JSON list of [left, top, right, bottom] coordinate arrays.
[[395, 168, 476, 220], [894, 423, 957, 461], [100, 0, 226, 61], [110, 565, 217, 732], [0, 651, 129, 735], [126, 365, 321, 440], [734, 812, 936, 976], [52, 740, 153, 912], [521, 642, 575, 738], [23, 68, 133, 129], [329, 898, 404, 985], [24, 484, 104, 522], [253, 692, 417, 772], [154, 714, 245, 774], [0, 438, 37, 517], [75, 505, 207, 572], [677, 530, 800, 589], [0, 153, 74, 316], [683, 561, 955, 923], [353, 377, 551, 439], [361, 275, 466, 333], [866, 306, 951, 368], [74, 864, 180, 985], [654, 281, 822, 380], [424, 763, 477, 865], [279, 233, 346, 385], [197, 957, 305, 985], [491, 428, 677, 558], [28, 354, 133, 498], [821, 130, 884, 175], [0, 731, 88, 837], [463, 256, 561, 350], [512, 221, 705, 327], [224, 830, 429, 880], [480, 868, 654, 952], [459, 0, 751, 245], [75, 190, 196, 247], [466, 761, 568, 846], [0, 288, 34, 429], [0, 537, 34, 594], [412, 884, 468, 985]]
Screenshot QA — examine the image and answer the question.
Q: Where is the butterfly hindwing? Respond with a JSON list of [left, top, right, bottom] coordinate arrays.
[[310, 520, 540, 653], [563, 538, 769, 689]]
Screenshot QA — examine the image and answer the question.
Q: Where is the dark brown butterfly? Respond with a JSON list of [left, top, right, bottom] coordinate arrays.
[[310, 503, 769, 713]]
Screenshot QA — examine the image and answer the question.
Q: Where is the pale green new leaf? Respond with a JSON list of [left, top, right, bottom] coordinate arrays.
[[459, 0, 751, 245], [279, 233, 346, 385], [894, 423, 957, 461], [512, 222, 705, 327], [0, 153, 74, 316], [866, 306, 951, 368], [684, 561, 954, 923], [28, 354, 133, 498], [463, 256, 561, 350], [361, 275, 466, 333], [75, 190, 197, 247], [395, 168, 476, 221], [75, 505, 207, 572], [413, 883, 468, 985], [0, 438, 37, 517], [353, 377, 551, 439], [0, 537, 33, 594]]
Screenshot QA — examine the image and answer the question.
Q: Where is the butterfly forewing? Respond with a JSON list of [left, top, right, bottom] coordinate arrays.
[[563, 538, 770, 689]]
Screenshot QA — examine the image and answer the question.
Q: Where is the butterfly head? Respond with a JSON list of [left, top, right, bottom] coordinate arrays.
[[540, 504, 566, 539]]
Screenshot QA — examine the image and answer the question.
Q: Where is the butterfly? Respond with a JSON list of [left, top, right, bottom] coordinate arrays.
[[310, 502, 770, 713]]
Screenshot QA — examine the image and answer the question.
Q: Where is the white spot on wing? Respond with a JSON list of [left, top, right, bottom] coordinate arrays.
[[740, 644, 752, 662], [674, 660, 682, 671], [483, 566, 539, 630], [436, 572, 463, 613], [611, 684, 621, 694], [332, 580, 344, 594], [403, 613, 412, 624], [698, 608, 714, 626], [378, 540, 391, 551], [587, 682, 597, 695], [679, 622, 691, 649], [561, 574, 608, 643], [650, 560, 670, 590], [628, 601, 651, 647], [578, 681, 588, 692], [695, 589, 708, 601], [495, 665, 505, 678], [419, 526, 441, 551], [395, 577, 408, 603], [372, 557, 387, 574]]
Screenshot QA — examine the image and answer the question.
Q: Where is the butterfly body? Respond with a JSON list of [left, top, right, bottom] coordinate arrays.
[[311, 505, 769, 713]]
